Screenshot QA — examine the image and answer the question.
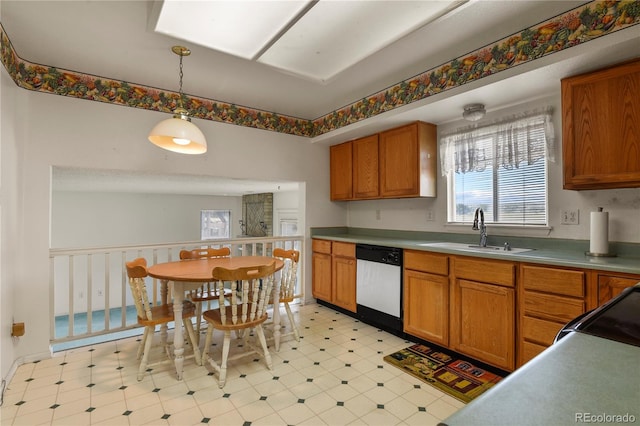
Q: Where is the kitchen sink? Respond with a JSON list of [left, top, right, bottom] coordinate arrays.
[[417, 241, 534, 254]]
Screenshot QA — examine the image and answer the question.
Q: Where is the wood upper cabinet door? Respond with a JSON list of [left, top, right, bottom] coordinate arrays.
[[353, 134, 379, 199], [312, 251, 332, 302], [562, 59, 640, 189], [332, 255, 356, 312], [450, 279, 515, 371], [330, 142, 353, 200], [379, 121, 437, 198], [404, 269, 449, 346]]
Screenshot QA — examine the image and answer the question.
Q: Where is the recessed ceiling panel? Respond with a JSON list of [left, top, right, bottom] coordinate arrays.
[[257, 0, 464, 82], [152, 0, 465, 84], [153, 0, 313, 60]]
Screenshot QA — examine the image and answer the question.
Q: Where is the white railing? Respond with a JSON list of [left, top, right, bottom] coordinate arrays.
[[49, 236, 304, 345]]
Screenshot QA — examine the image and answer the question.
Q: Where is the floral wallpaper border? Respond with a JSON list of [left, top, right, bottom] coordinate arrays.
[[1, 0, 638, 138]]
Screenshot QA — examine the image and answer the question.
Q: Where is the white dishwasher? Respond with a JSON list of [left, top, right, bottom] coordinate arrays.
[[356, 244, 403, 337]]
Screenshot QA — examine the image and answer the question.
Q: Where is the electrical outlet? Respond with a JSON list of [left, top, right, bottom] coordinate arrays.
[[426, 210, 435, 221], [561, 209, 579, 225], [97, 289, 103, 297], [375, 209, 381, 220]]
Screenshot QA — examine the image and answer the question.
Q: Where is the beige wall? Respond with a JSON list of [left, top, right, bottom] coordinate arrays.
[[51, 192, 245, 248], [1, 54, 23, 382], [0, 87, 346, 378]]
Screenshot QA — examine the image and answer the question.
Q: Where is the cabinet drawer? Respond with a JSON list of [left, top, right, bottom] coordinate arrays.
[[404, 250, 448, 276], [521, 265, 585, 297], [332, 241, 355, 257], [521, 341, 547, 366], [523, 292, 584, 323], [312, 239, 332, 255], [453, 257, 515, 287], [522, 316, 564, 346]]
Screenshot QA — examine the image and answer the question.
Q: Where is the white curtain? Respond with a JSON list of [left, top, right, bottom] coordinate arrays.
[[440, 108, 555, 176]]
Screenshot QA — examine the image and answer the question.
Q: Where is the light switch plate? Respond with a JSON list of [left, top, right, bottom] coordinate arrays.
[[561, 209, 579, 225]]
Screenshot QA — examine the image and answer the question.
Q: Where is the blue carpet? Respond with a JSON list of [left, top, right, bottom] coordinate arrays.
[[52, 305, 142, 352]]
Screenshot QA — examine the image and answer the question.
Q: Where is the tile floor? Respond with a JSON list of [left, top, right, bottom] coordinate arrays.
[[1, 303, 463, 425]]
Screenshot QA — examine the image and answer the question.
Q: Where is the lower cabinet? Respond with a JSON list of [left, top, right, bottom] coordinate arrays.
[[314, 239, 639, 373], [594, 272, 639, 306], [518, 264, 586, 368], [311, 239, 356, 313], [332, 245, 357, 312], [450, 257, 516, 371], [403, 250, 449, 346], [451, 279, 515, 371], [312, 240, 332, 301], [403, 252, 516, 371]]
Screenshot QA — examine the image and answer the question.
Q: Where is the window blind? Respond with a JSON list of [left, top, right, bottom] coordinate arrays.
[[441, 108, 553, 225]]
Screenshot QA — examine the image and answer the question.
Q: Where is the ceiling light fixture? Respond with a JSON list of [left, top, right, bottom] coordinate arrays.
[[148, 46, 207, 154], [462, 103, 486, 122]]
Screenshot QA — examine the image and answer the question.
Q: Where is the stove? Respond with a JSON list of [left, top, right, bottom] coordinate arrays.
[[555, 284, 640, 347]]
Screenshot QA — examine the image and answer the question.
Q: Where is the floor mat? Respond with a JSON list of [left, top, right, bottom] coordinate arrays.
[[384, 344, 503, 403]]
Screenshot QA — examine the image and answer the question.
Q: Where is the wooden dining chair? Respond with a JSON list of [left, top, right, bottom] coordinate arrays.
[[126, 257, 201, 381], [180, 247, 232, 341], [201, 261, 276, 388], [268, 248, 301, 350]]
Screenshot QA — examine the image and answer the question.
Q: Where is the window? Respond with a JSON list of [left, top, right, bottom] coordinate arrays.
[[440, 109, 554, 226], [201, 210, 230, 240], [279, 218, 298, 236], [276, 208, 300, 251]]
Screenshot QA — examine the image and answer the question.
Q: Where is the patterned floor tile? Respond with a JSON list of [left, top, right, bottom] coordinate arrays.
[[4, 303, 463, 425]]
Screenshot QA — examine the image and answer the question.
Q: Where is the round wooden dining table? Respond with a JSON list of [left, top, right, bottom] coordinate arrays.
[[148, 256, 284, 380]]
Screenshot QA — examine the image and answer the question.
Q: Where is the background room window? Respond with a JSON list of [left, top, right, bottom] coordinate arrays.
[[276, 208, 300, 251], [279, 218, 298, 236], [440, 108, 554, 226], [201, 210, 230, 240]]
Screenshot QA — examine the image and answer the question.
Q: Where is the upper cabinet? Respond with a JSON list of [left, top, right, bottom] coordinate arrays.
[[330, 141, 353, 200], [330, 121, 437, 201], [352, 134, 379, 199], [380, 122, 437, 198], [562, 59, 640, 190]]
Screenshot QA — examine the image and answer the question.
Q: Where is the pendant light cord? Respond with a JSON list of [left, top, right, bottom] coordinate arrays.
[[168, 46, 192, 119], [178, 53, 184, 109]]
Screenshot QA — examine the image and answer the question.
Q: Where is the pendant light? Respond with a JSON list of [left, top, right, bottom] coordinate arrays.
[[148, 46, 207, 154]]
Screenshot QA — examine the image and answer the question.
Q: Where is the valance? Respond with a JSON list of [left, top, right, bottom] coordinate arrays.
[[439, 108, 555, 176]]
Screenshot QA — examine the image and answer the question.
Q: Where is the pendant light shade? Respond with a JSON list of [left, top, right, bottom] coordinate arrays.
[[148, 109, 207, 154], [148, 46, 207, 154]]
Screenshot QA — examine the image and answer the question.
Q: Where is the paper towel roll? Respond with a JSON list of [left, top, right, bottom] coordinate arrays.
[[590, 209, 609, 254]]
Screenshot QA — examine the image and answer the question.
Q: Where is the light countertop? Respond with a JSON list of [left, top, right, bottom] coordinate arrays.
[[310, 228, 640, 275], [440, 332, 640, 426]]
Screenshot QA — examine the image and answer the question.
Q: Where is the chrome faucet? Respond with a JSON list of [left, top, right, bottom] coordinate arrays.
[[472, 208, 487, 247]]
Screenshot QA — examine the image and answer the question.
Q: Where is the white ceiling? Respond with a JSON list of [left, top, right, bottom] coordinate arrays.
[[2, 0, 639, 195], [152, 0, 466, 83]]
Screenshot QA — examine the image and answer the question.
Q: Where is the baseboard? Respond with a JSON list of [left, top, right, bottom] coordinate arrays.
[[3, 349, 53, 389]]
